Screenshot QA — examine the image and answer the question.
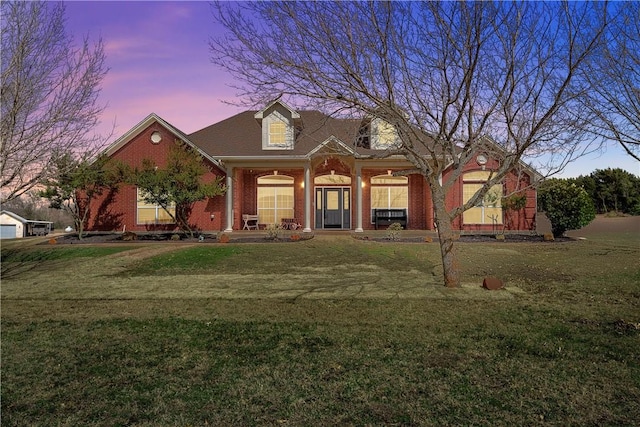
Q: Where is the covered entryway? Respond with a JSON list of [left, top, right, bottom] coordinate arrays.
[[315, 187, 351, 229]]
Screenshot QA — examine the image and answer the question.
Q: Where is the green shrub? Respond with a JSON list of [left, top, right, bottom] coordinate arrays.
[[502, 193, 527, 211], [538, 179, 596, 237]]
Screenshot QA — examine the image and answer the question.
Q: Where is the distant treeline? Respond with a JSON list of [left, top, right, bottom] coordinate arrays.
[[556, 168, 640, 215]]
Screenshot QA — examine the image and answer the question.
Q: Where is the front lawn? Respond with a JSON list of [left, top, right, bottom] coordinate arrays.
[[2, 223, 639, 426]]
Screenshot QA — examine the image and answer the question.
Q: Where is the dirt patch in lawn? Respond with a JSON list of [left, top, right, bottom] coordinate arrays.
[[567, 214, 640, 235]]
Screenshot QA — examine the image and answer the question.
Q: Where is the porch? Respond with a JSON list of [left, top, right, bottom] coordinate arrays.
[[221, 156, 432, 233]]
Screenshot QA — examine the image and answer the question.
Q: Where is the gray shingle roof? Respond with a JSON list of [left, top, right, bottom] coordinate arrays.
[[188, 110, 362, 158]]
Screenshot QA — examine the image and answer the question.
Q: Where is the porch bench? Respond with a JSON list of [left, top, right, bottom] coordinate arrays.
[[242, 214, 259, 230], [374, 209, 407, 230]]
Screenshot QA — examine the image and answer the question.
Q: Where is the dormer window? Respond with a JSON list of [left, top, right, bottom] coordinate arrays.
[[269, 120, 287, 146], [370, 117, 400, 149], [263, 112, 293, 149], [255, 100, 299, 150]]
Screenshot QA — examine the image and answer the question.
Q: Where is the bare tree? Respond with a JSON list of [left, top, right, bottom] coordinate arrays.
[[210, 1, 609, 287], [582, 2, 640, 161], [1, 0, 109, 203]]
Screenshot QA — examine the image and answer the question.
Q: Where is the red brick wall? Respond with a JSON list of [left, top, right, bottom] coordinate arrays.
[[87, 128, 536, 233], [86, 123, 226, 233], [442, 155, 537, 232], [359, 169, 429, 230]]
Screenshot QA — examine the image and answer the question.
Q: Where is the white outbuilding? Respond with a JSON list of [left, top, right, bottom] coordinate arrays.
[[0, 210, 53, 239]]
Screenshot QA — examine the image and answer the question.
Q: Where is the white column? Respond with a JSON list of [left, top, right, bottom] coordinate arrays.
[[303, 163, 312, 233], [355, 164, 363, 232], [224, 166, 234, 232]]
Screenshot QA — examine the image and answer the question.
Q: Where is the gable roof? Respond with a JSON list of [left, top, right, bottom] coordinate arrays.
[[104, 113, 223, 168], [189, 110, 362, 159], [0, 210, 28, 223], [0, 210, 53, 224], [254, 99, 300, 120], [103, 107, 540, 181], [306, 135, 358, 157]]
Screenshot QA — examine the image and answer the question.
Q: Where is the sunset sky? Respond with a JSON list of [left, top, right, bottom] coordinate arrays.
[[65, 1, 638, 178]]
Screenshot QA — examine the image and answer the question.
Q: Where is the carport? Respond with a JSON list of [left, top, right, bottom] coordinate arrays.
[[0, 210, 53, 239]]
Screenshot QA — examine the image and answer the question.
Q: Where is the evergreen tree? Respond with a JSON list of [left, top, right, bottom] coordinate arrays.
[[538, 179, 596, 237]]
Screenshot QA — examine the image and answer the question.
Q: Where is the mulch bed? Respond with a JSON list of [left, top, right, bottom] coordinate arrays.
[[48, 232, 572, 245], [355, 234, 573, 243], [47, 232, 313, 245]]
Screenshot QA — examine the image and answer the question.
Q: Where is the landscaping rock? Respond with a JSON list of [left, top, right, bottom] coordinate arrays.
[[482, 276, 504, 290]]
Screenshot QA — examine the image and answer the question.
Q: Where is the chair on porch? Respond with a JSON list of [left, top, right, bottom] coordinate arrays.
[[281, 218, 301, 230], [242, 214, 259, 230]]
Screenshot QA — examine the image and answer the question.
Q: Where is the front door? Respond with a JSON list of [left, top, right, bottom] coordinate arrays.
[[315, 188, 350, 229]]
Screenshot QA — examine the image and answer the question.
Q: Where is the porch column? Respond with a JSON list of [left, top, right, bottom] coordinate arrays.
[[303, 163, 312, 233], [355, 164, 363, 232], [224, 166, 234, 232]]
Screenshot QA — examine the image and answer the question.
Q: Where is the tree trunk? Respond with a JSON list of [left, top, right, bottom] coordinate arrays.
[[175, 205, 194, 238], [432, 188, 461, 288], [75, 218, 85, 240], [436, 219, 461, 288]]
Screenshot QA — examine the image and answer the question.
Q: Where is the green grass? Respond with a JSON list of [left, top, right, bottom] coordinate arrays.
[[124, 241, 435, 276], [125, 245, 246, 275], [3, 307, 638, 426], [2, 226, 639, 426]]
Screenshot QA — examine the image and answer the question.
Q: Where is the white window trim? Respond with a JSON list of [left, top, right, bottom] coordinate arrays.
[[370, 175, 409, 224], [136, 188, 176, 224], [257, 175, 295, 224], [370, 118, 400, 149], [262, 110, 294, 150], [462, 173, 503, 225]]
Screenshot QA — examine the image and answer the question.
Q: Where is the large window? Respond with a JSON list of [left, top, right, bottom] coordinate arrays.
[[370, 175, 408, 222], [257, 174, 294, 224], [137, 188, 175, 224], [462, 171, 503, 225]]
